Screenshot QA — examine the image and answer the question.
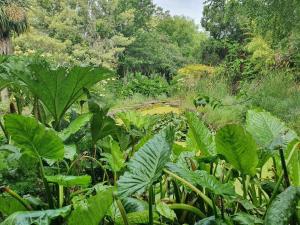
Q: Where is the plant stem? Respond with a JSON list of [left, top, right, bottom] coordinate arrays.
[[116, 198, 129, 225], [0, 186, 32, 211], [164, 169, 213, 209], [279, 147, 290, 187], [38, 157, 54, 208], [58, 185, 64, 208], [169, 203, 206, 218], [149, 185, 154, 225], [0, 119, 9, 143], [241, 175, 247, 199], [267, 142, 299, 207]]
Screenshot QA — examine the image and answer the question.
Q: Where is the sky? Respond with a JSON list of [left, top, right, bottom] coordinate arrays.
[[153, 0, 205, 25]]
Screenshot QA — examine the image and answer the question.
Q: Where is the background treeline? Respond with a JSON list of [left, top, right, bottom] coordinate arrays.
[[13, 0, 206, 79]]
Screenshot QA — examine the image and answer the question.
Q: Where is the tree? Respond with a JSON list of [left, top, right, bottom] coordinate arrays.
[[201, 0, 244, 42], [157, 16, 207, 61], [118, 30, 184, 80], [0, 0, 28, 103]]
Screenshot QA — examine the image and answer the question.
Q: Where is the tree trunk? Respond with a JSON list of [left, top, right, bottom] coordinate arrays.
[[0, 36, 12, 105]]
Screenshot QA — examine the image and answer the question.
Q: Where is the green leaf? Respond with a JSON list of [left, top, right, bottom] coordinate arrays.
[[216, 124, 258, 176], [90, 114, 116, 143], [59, 113, 92, 141], [122, 197, 148, 213], [114, 210, 159, 225], [64, 144, 77, 161], [15, 64, 112, 123], [156, 202, 176, 221], [117, 111, 156, 132], [264, 186, 300, 225], [102, 139, 125, 173], [246, 109, 298, 150], [0, 194, 26, 217], [46, 175, 91, 187], [0, 206, 71, 225], [166, 163, 235, 196], [233, 212, 263, 225], [4, 114, 64, 161], [195, 216, 227, 225], [68, 186, 113, 225], [186, 111, 215, 156], [118, 127, 175, 197]]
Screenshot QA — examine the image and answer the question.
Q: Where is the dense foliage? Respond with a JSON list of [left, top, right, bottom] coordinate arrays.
[[0, 0, 300, 224]]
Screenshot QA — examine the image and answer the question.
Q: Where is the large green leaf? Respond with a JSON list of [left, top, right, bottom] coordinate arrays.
[[186, 112, 215, 156], [58, 113, 92, 141], [216, 124, 258, 176], [166, 163, 235, 196], [4, 114, 64, 161], [14, 64, 112, 123], [68, 186, 113, 225], [0, 206, 71, 225], [264, 186, 300, 225], [246, 109, 297, 150], [45, 175, 91, 187], [117, 127, 175, 197], [0, 194, 26, 217]]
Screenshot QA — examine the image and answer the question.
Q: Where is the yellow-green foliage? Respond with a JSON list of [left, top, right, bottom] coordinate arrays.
[[177, 64, 215, 91], [246, 36, 275, 68], [178, 64, 214, 77]]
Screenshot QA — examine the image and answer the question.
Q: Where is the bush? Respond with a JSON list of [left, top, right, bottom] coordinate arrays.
[[96, 73, 172, 99], [244, 70, 300, 132]]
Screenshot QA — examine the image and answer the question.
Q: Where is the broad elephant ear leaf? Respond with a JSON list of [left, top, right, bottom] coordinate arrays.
[[14, 63, 112, 124], [0, 206, 71, 225], [264, 186, 300, 225], [186, 111, 215, 156], [4, 114, 64, 161], [166, 163, 235, 196], [68, 186, 113, 225], [246, 109, 298, 150], [118, 127, 175, 197], [216, 124, 258, 176]]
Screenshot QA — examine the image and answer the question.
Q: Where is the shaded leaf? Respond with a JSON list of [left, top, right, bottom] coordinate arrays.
[[59, 113, 92, 141], [0, 206, 71, 225], [264, 186, 300, 225]]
